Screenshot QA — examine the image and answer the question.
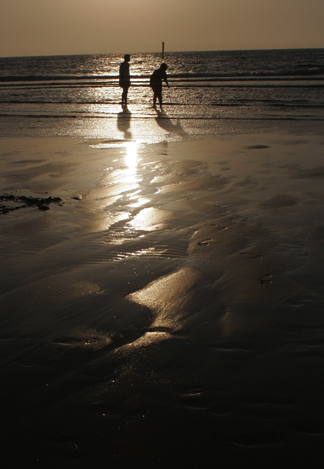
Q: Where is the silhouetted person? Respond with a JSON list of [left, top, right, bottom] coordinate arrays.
[[150, 63, 170, 110], [119, 54, 131, 106]]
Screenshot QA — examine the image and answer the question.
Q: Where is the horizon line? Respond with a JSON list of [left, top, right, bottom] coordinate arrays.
[[1, 46, 324, 60]]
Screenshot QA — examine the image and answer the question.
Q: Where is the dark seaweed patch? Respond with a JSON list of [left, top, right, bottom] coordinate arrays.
[[0, 194, 63, 214]]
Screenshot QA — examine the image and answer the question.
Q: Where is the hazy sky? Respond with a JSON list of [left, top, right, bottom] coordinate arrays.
[[1, 0, 323, 57]]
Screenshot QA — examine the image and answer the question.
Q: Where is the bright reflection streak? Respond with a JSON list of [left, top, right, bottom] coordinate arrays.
[[128, 197, 150, 208], [127, 267, 202, 337], [84, 139, 158, 238], [126, 142, 138, 170], [130, 207, 174, 231]]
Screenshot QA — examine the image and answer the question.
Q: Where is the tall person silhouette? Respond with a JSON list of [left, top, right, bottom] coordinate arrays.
[[150, 63, 170, 110], [119, 54, 131, 107]]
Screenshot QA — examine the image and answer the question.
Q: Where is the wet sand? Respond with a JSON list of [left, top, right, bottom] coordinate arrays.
[[1, 132, 324, 468]]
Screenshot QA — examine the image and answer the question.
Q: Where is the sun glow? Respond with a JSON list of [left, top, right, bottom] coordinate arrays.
[[125, 141, 138, 169]]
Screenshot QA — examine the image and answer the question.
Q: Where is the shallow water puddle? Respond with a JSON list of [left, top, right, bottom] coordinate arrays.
[[129, 206, 175, 231]]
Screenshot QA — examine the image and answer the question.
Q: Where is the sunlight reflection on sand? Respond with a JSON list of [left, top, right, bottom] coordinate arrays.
[[128, 267, 203, 333], [129, 207, 175, 231]]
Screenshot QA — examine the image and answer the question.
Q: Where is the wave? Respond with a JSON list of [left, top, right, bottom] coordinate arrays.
[[0, 75, 117, 83], [172, 70, 324, 79], [1, 70, 324, 84]]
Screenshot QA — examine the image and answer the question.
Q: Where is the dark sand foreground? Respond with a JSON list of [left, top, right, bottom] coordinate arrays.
[[1, 133, 324, 468]]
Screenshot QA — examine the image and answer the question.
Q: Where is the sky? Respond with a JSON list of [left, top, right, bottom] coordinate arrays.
[[1, 0, 323, 57]]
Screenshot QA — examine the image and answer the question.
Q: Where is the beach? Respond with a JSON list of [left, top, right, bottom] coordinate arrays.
[[1, 48, 324, 467], [2, 127, 324, 467]]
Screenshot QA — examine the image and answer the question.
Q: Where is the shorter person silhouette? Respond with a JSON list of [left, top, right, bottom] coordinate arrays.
[[150, 63, 170, 110], [119, 54, 131, 106]]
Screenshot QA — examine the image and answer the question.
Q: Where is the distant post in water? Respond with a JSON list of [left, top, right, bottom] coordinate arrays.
[[162, 42, 165, 60]]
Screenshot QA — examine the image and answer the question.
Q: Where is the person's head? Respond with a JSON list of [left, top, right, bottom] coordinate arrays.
[[160, 63, 168, 71], [124, 54, 130, 62]]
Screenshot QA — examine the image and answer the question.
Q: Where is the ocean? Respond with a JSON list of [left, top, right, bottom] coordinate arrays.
[[1, 48, 324, 138]]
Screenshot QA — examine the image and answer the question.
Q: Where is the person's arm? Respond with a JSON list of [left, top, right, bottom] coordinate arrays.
[[164, 73, 170, 88]]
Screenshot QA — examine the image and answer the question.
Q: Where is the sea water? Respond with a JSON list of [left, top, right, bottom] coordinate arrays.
[[0, 49, 324, 139]]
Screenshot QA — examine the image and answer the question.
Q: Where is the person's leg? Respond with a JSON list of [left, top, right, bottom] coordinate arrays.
[[122, 86, 128, 105], [157, 89, 163, 109]]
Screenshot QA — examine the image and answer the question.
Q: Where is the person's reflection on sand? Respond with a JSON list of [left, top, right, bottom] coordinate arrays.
[[155, 110, 186, 137], [117, 108, 132, 139]]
